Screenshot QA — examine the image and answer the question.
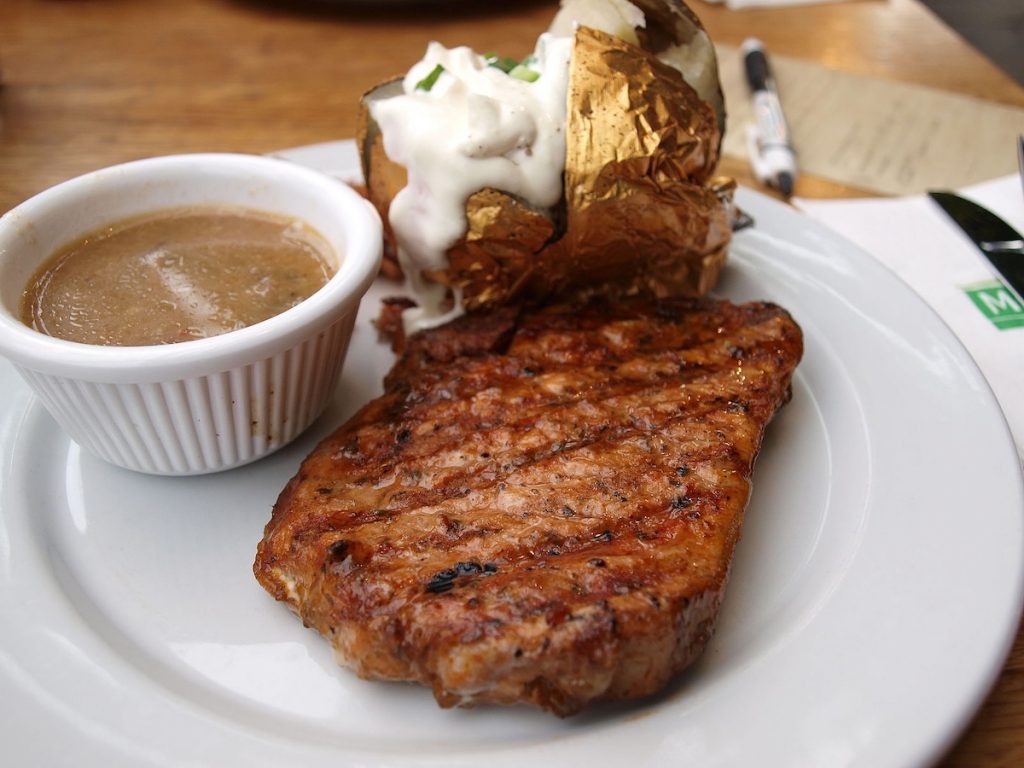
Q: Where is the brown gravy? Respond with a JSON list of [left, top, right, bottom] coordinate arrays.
[[21, 206, 335, 346]]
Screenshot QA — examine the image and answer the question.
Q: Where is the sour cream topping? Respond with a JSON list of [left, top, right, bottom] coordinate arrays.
[[369, 34, 573, 333]]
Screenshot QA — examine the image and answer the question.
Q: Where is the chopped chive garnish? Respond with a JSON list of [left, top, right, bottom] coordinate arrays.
[[485, 53, 541, 81], [508, 64, 539, 82], [485, 54, 519, 74], [415, 64, 445, 92]]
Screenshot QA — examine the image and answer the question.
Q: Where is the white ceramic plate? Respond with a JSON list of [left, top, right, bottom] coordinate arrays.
[[1, 141, 1021, 767]]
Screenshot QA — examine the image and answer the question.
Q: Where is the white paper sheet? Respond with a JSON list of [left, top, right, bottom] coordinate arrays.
[[796, 176, 1024, 454]]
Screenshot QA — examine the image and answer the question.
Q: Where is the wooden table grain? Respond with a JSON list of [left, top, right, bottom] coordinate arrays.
[[1, 0, 1022, 764]]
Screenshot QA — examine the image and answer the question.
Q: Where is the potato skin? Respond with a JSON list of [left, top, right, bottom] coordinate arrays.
[[357, 78, 407, 279]]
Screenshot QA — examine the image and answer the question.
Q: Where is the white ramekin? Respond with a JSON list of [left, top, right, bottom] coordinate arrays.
[[0, 153, 382, 475]]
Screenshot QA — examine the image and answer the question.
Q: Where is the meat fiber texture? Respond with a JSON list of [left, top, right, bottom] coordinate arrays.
[[254, 297, 803, 716]]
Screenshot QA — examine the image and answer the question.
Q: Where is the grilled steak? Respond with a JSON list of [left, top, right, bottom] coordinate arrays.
[[254, 297, 802, 716]]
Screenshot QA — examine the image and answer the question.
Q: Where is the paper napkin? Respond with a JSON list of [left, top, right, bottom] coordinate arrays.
[[796, 176, 1024, 455]]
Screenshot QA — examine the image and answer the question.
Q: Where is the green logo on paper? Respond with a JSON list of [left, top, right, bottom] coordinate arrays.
[[963, 280, 1024, 330]]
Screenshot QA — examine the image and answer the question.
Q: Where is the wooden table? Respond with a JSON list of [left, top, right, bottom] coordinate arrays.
[[1, 0, 1022, 764]]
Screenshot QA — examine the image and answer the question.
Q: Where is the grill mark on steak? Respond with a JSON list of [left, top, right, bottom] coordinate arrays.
[[327, 318, 790, 508], [255, 296, 802, 715]]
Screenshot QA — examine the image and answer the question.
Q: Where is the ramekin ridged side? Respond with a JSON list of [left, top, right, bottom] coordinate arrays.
[[13, 311, 357, 475], [0, 153, 382, 475]]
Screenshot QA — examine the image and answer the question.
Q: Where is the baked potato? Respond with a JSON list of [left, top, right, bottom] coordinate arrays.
[[358, 0, 733, 330]]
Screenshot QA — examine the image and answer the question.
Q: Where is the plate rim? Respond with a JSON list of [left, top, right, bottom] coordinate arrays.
[[0, 139, 1021, 767]]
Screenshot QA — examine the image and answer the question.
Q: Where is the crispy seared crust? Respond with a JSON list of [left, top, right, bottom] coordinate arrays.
[[254, 297, 802, 716]]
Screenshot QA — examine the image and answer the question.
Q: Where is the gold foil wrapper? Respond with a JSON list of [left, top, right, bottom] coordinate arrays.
[[360, 16, 733, 308], [553, 26, 730, 300], [439, 189, 556, 311]]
